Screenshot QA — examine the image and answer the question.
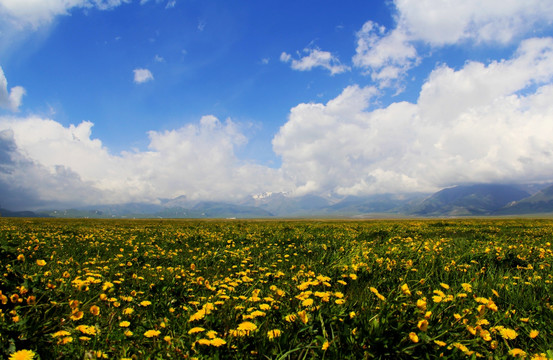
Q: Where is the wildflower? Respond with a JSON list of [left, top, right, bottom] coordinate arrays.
[[51, 330, 71, 338], [322, 340, 330, 350], [529, 330, 539, 338], [285, 314, 297, 322], [434, 340, 446, 347], [36, 260, 46, 266], [416, 298, 427, 311], [119, 321, 130, 327], [401, 283, 411, 296], [75, 325, 97, 335], [164, 336, 172, 343], [70, 311, 84, 321], [297, 310, 309, 324], [210, 338, 226, 347], [369, 287, 386, 301], [409, 332, 419, 343], [89, 305, 100, 316], [124, 330, 133, 337], [9, 349, 36, 360], [123, 307, 134, 315], [499, 328, 518, 340], [417, 319, 428, 332], [440, 283, 450, 290], [144, 330, 161, 338], [237, 321, 257, 333], [302, 298, 314, 307], [509, 349, 527, 358], [267, 329, 281, 340], [461, 283, 472, 292], [17, 254, 25, 262], [140, 301, 152, 307], [188, 327, 205, 334]]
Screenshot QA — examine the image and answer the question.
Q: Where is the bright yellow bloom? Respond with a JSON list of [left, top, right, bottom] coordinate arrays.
[[416, 298, 426, 311], [440, 283, 449, 290], [119, 321, 130, 328], [123, 307, 134, 315], [297, 310, 309, 324], [144, 330, 161, 338], [409, 332, 419, 343], [9, 349, 36, 360], [301, 298, 314, 307], [17, 254, 25, 262], [75, 325, 97, 335], [461, 283, 472, 292], [267, 329, 281, 340], [509, 349, 527, 358], [417, 319, 428, 332], [188, 327, 205, 334], [140, 301, 152, 307], [369, 287, 386, 301], [529, 330, 539, 339], [124, 330, 133, 337], [285, 314, 297, 322], [51, 330, 71, 338], [237, 321, 257, 332], [434, 340, 446, 347], [36, 260, 46, 266], [499, 327, 518, 340], [322, 340, 330, 350], [70, 311, 84, 321], [401, 283, 411, 296], [89, 305, 100, 316], [210, 338, 226, 347]]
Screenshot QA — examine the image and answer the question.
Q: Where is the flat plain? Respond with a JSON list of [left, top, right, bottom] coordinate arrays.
[[1, 218, 552, 359]]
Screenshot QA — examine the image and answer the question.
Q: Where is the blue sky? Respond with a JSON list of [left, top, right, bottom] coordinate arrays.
[[1, 0, 553, 209]]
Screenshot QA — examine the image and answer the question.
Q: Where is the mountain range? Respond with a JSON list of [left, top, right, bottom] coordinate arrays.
[[2, 183, 553, 218]]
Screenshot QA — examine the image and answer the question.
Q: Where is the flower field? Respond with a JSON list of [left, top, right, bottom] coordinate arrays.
[[1, 218, 553, 359]]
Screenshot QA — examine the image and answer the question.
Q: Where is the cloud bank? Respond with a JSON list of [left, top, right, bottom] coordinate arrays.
[[0, 66, 25, 111]]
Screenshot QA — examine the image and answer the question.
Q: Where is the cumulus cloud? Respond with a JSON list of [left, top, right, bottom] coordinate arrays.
[[0, 66, 25, 112], [0, 114, 289, 209], [133, 68, 154, 84], [0, 0, 132, 29], [275, 38, 553, 196], [354, 0, 553, 88], [281, 48, 350, 75]]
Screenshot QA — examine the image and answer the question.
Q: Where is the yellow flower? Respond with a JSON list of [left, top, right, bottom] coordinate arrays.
[[529, 330, 539, 339], [140, 301, 151, 307], [267, 329, 281, 340], [123, 307, 134, 315], [509, 349, 527, 358], [51, 330, 71, 338], [285, 314, 297, 322], [322, 340, 330, 350], [301, 298, 314, 307], [164, 336, 172, 343], [416, 298, 427, 311], [119, 321, 130, 328], [417, 319, 428, 332], [409, 332, 419, 343], [210, 338, 226, 347], [434, 340, 446, 347], [36, 260, 46, 266], [237, 321, 257, 332], [188, 327, 205, 334], [9, 349, 36, 360], [461, 283, 472, 292], [499, 327, 518, 340], [401, 283, 411, 296], [89, 305, 100, 316], [369, 287, 386, 301], [297, 310, 309, 324], [144, 329, 161, 338], [70, 311, 84, 321], [124, 330, 133, 337], [17, 254, 25, 262]]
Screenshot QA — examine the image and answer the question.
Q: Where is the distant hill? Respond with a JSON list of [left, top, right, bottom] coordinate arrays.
[[191, 202, 274, 218], [0, 208, 45, 217], [497, 184, 553, 214], [408, 184, 531, 216]]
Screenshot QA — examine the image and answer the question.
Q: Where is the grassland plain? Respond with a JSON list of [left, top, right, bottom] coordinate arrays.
[[1, 218, 553, 359]]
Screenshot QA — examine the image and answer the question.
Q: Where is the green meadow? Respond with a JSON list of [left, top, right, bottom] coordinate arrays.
[[1, 218, 552, 359]]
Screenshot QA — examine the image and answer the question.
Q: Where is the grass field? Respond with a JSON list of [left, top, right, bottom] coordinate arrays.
[[1, 218, 553, 359]]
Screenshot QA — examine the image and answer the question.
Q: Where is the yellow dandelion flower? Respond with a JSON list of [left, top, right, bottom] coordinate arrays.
[[51, 330, 71, 338], [197, 338, 211, 346], [60, 337, 73, 344], [206, 330, 218, 339], [408, 332, 419, 343], [36, 260, 46, 266], [70, 311, 84, 321], [237, 321, 257, 332], [432, 295, 443, 303], [401, 283, 411, 296], [416, 298, 427, 311], [461, 283, 472, 292], [9, 349, 36, 360], [140, 301, 152, 307], [123, 307, 134, 315], [144, 329, 161, 338], [17, 254, 25, 262], [188, 327, 205, 334], [440, 283, 449, 290], [210, 338, 226, 347], [267, 329, 281, 340], [499, 328, 518, 340], [285, 314, 297, 322], [509, 349, 526, 358], [335, 298, 346, 304], [529, 330, 539, 339], [434, 340, 446, 347], [124, 330, 133, 337], [322, 340, 330, 350], [89, 305, 100, 316], [259, 303, 271, 311], [119, 321, 130, 328], [164, 336, 172, 343], [75, 325, 97, 335], [297, 310, 309, 324], [417, 319, 428, 332], [302, 298, 314, 307]]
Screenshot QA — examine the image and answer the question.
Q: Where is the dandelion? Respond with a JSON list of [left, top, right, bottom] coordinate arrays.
[[17, 254, 25, 262], [51, 330, 71, 338], [297, 310, 309, 324], [75, 325, 97, 335], [140, 301, 151, 307], [210, 338, 226, 347], [461, 283, 472, 292], [9, 349, 35, 360], [499, 327, 518, 340], [119, 321, 130, 328], [267, 329, 281, 340], [434, 340, 446, 347], [36, 260, 46, 266], [89, 305, 100, 316], [237, 321, 257, 333], [401, 283, 411, 296], [409, 332, 419, 343], [70, 310, 84, 321], [144, 329, 161, 338], [509, 349, 527, 358], [529, 330, 539, 338], [123, 307, 134, 315], [417, 319, 428, 332], [188, 327, 205, 334], [322, 340, 330, 350], [440, 283, 449, 290], [302, 298, 314, 307]]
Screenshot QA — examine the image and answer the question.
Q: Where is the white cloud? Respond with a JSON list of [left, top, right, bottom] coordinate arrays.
[[353, 0, 553, 88], [0, 66, 25, 112], [281, 48, 350, 75], [133, 68, 154, 84], [275, 38, 553, 196], [0, 0, 131, 29], [154, 54, 165, 62], [165, 0, 175, 9], [0, 114, 289, 208]]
